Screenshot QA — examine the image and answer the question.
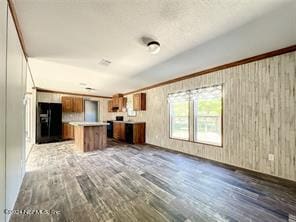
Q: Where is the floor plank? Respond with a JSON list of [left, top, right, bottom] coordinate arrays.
[[10, 140, 296, 222]]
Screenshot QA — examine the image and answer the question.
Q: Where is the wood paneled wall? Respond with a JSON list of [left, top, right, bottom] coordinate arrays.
[[119, 52, 296, 182]]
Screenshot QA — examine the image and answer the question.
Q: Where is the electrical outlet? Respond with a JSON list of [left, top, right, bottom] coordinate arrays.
[[268, 154, 274, 161]]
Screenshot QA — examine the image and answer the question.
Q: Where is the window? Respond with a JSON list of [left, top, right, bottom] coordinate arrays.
[[193, 85, 222, 146], [169, 92, 190, 140], [126, 97, 136, 117]]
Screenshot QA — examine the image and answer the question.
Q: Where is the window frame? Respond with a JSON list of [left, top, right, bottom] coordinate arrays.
[[127, 97, 136, 117], [193, 85, 223, 147], [168, 100, 190, 141]]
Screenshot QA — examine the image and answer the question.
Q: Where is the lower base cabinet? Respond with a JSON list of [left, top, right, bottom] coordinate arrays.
[[125, 123, 145, 144], [113, 122, 125, 141], [62, 123, 74, 140], [113, 122, 145, 144]]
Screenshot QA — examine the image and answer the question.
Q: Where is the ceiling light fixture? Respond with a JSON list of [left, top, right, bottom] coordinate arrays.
[[147, 41, 160, 54]]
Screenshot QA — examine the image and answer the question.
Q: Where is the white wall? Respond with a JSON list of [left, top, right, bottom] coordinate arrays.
[[0, 4, 28, 221], [0, 1, 8, 222], [25, 64, 36, 159], [6, 8, 27, 219]]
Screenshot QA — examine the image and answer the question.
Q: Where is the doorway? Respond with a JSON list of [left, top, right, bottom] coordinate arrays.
[[84, 100, 99, 122]]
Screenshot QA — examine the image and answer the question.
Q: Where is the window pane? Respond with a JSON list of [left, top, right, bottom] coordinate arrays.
[[170, 101, 189, 140], [194, 92, 222, 146]]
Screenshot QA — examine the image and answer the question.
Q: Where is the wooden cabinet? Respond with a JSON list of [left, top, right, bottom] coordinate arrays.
[[108, 100, 113, 112], [73, 97, 84, 112], [125, 123, 146, 144], [112, 94, 123, 108], [113, 122, 121, 140], [133, 93, 146, 111], [133, 123, 146, 144], [113, 122, 125, 141], [113, 122, 145, 144], [62, 96, 73, 112], [109, 94, 126, 112], [62, 96, 84, 112], [62, 123, 74, 140], [119, 123, 125, 140], [118, 97, 127, 112]]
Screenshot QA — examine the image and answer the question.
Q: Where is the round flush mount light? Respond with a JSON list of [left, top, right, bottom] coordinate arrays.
[[147, 41, 160, 54]]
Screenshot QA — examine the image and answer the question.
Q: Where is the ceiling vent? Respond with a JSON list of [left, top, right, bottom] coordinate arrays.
[[99, 59, 111, 66]]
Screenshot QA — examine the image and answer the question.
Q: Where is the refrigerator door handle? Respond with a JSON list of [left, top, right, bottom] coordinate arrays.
[[48, 109, 51, 137]]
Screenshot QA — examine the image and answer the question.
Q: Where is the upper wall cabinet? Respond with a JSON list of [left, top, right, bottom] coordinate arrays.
[[62, 96, 73, 112], [62, 96, 84, 113], [112, 94, 123, 108], [133, 93, 146, 111], [73, 97, 84, 112], [109, 94, 127, 112], [118, 97, 127, 112], [108, 100, 113, 112]]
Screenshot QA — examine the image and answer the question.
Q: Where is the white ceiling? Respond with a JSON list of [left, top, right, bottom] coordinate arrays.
[[13, 0, 295, 96]]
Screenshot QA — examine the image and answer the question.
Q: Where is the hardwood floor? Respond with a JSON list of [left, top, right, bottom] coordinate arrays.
[[10, 140, 296, 222]]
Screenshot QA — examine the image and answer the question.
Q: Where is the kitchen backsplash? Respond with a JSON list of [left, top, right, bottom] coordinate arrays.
[[62, 112, 84, 123]]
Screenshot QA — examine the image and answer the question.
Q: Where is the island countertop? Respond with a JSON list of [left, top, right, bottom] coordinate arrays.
[[112, 121, 145, 124], [69, 122, 109, 126]]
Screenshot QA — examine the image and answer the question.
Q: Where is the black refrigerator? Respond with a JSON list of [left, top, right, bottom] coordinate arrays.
[[37, 102, 62, 144]]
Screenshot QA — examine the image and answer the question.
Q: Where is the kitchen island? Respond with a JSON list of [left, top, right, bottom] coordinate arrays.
[[70, 122, 109, 152]]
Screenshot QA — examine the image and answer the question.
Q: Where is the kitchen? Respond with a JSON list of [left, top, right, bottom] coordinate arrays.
[[2, 0, 296, 221], [36, 89, 147, 152]]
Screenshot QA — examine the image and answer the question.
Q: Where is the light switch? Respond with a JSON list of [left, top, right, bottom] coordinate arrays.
[[268, 154, 274, 161]]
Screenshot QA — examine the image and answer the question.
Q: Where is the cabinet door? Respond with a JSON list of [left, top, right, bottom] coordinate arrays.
[[113, 123, 120, 140], [133, 93, 146, 111], [62, 97, 73, 112], [108, 100, 113, 112], [112, 96, 119, 108], [119, 123, 125, 141], [118, 97, 127, 112], [69, 125, 74, 139], [62, 123, 68, 139], [133, 123, 145, 144], [73, 97, 84, 112], [133, 94, 140, 111]]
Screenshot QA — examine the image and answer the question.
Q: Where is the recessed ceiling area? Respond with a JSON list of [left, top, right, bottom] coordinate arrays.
[[12, 0, 296, 96]]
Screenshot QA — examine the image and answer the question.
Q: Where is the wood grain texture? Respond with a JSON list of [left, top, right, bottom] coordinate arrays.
[[62, 123, 74, 140], [73, 125, 107, 152], [111, 51, 296, 182], [11, 140, 296, 222], [61, 96, 73, 112], [133, 93, 146, 111], [133, 123, 146, 144], [74, 125, 84, 151], [73, 97, 84, 113]]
